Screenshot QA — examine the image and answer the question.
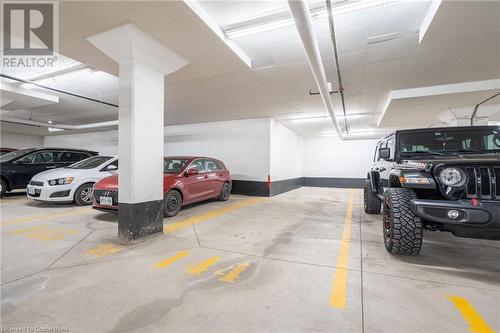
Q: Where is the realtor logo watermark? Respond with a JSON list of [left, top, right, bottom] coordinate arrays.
[[1, 1, 58, 68]]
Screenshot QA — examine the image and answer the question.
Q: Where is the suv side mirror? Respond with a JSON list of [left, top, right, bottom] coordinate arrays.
[[185, 168, 199, 176], [106, 164, 118, 171], [379, 147, 391, 159]]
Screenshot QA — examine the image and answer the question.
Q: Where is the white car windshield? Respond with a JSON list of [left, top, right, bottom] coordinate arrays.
[[68, 156, 113, 169]]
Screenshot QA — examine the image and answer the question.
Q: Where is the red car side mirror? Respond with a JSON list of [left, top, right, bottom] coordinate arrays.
[[185, 168, 199, 176]]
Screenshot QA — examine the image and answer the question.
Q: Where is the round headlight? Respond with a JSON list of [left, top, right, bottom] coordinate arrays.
[[49, 180, 56, 185], [439, 168, 464, 186], [57, 178, 65, 185]]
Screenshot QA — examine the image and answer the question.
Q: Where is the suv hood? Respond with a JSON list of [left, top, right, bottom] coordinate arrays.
[[403, 153, 500, 165]]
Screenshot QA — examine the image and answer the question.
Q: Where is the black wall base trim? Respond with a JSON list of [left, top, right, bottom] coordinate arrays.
[[304, 177, 364, 188], [231, 177, 364, 197], [118, 200, 163, 243], [231, 180, 270, 197], [270, 177, 304, 196]]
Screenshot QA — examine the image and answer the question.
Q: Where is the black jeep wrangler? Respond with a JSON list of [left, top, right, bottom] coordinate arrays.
[[364, 125, 500, 256]]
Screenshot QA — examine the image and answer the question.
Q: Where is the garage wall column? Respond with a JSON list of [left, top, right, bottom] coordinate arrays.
[[87, 24, 187, 243]]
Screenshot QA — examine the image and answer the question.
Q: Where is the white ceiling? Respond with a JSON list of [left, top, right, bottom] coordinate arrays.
[[1, 0, 499, 138]]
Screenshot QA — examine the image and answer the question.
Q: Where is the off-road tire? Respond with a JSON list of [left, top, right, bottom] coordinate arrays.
[[383, 188, 423, 256], [164, 190, 182, 217], [74, 183, 94, 206], [218, 182, 231, 201], [364, 179, 381, 214]]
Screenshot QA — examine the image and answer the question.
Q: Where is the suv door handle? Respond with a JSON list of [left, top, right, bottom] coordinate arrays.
[[204, 175, 209, 179]]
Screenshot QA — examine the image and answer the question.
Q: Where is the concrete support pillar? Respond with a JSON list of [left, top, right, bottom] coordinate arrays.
[[87, 24, 187, 243]]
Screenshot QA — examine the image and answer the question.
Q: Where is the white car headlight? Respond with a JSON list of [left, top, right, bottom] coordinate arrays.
[[48, 176, 74, 186], [439, 168, 465, 186]]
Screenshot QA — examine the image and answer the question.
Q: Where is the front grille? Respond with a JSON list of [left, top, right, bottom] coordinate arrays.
[[93, 189, 118, 205], [464, 166, 499, 200], [50, 190, 71, 198], [29, 180, 44, 186]]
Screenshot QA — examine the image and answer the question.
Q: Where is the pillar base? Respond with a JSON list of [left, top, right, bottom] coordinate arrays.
[[118, 200, 163, 243]]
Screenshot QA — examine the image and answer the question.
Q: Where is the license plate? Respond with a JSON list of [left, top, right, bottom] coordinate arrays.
[[28, 186, 35, 195], [99, 196, 113, 206]]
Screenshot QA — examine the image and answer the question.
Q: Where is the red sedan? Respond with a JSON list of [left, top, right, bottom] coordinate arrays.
[[92, 156, 231, 217]]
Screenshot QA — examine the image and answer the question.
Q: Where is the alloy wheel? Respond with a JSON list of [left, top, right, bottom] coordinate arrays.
[[81, 187, 93, 203]]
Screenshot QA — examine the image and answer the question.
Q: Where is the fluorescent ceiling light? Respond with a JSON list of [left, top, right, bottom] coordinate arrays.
[[224, 0, 398, 39], [48, 127, 65, 132], [20, 67, 96, 89]]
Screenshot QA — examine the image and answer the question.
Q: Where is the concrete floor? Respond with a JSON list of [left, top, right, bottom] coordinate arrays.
[[1, 187, 499, 333]]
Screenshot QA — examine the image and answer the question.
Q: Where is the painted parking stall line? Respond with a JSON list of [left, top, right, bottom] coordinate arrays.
[[329, 190, 355, 309], [164, 198, 265, 233], [154, 250, 189, 269], [447, 295, 495, 333], [219, 262, 251, 283], [187, 256, 221, 276], [86, 243, 124, 257]]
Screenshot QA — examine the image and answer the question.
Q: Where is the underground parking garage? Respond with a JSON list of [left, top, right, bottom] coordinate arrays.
[[1, 0, 500, 332]]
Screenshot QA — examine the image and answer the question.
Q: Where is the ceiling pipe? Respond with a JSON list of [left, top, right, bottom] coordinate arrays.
[[326, 0, 348, 134], [1, 116, 118, 130], [287, 0, 343, 139]]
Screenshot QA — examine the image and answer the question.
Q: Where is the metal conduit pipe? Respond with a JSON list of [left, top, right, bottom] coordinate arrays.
[[287, 0, 343, 138]]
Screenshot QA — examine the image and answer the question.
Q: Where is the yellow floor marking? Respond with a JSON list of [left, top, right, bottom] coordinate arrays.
[[187, 256, 220, 276], [219, 262, 250, 283], [1, 207, 90, 225], [329, 190, 355, 309], [26, 228, 78, 241], [447, 295, 495, 333], [86, 243, 123, 257], [9, 224, 49, 235], [164, 198, 265, 233], [9, 225, 78, 240], [154, 250, 189, 269]]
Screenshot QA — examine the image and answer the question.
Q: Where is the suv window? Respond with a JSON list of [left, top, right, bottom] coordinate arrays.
[[16, 151, 57, 164], [205, 159, 222, 171], [59, 151, 86, 162]]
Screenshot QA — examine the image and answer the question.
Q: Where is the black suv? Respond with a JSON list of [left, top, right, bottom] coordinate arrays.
[[364, 126, 500, 256], [0, 147, 98, 197]]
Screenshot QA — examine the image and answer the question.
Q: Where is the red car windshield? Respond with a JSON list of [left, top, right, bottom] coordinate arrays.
[[164, 158, 189, 174]]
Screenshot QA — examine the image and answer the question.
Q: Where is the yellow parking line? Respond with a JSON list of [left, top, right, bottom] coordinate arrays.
[[1, 207, 90, 225], [26, 228, 78, 241], [86, 243, 123, 257], [164, 198, 265, 233], [329, 191, 355, 309], [187, 256, 220, 276], [154, 250, 189, 269], [219, 262, 250, 283], [9, 225, 49, 235], [447, 295, 495, 333]]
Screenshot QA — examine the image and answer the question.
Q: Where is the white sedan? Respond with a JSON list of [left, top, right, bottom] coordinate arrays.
[[27, 155, 118, 205]]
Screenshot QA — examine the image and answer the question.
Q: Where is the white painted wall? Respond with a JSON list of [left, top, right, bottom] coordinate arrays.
[[1, 132, 43, 148], [270, 119, 304, 181], [304, 136, 379, 178], [163, 118, 271, 181], [44, 131, 119, 155], [43, 118, 378, 183], [43, 118, 271, 181]]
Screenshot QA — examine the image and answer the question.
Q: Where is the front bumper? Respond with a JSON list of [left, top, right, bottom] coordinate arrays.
[[26, 182, 74, 202], [410, 198, 500, 240]]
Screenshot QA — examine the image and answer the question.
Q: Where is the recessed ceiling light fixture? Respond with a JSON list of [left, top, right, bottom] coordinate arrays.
[[20, 67, 96, 89], [224, 0, 398, 39]]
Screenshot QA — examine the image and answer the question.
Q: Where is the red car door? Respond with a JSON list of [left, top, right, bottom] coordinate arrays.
[[204, 159, 225, 196], [183, 159, 213, 203]]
